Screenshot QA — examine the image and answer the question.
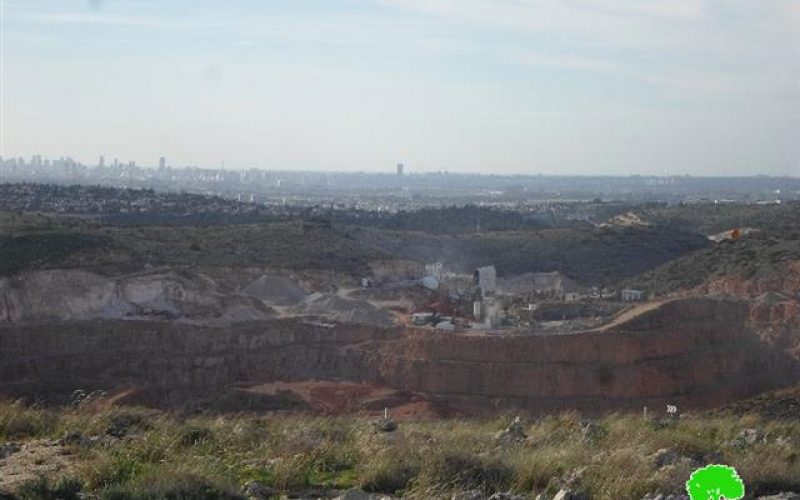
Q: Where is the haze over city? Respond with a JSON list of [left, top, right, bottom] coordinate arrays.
[[3, 0, 799, 176]]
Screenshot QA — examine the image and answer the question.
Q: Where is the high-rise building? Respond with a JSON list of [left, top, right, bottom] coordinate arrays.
[[159, 157, 166, 170], [98, 155, 105, 168], [396, 163, 404, 177]]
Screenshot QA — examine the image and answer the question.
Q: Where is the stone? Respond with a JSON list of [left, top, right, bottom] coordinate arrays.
[[651, 449, 680, 469], [544, 466, 589, 495], [452, 490, 486, 500], [495, 417, 527, 446], [371, 417, 398, 433], [561, 466, 588, 489], [242, 481, 278, 499], [487, 492, 526, 500], [59, 430, 90, 447], [729, 428, 767, 447], [552, 489, 589, 500], [287, 487, 331, 499]]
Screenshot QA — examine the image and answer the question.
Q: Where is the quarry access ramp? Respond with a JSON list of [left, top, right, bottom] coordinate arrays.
[[591, 299, 671, 332]]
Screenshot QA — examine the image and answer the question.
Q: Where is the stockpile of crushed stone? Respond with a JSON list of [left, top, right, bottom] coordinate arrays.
[[304, 294, 394, 327], [242, 275, 308, 306]]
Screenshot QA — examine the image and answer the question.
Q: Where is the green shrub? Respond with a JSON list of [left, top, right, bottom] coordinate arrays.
[[99, 473, 241, 500], [15, 476, 83, 500], [104, 411, 150, 438], [360, 456, 419, 495], [0, 404, 58, 440], [178, 426, 213, 447], [415, 451, 513, 493]]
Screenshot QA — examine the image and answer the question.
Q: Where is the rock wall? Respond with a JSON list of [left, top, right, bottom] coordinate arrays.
[[687, 261, 800, 359], [0, 298, 797, 414], [692, 261, 800, 297], [0, 269, 265, 325]]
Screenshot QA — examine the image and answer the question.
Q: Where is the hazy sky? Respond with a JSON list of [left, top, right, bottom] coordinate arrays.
[[3, 0, 799, 175]]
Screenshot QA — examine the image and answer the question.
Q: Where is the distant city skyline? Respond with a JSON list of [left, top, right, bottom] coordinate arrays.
[[3, 152, 799, 182], [2, 0, 799, 176]]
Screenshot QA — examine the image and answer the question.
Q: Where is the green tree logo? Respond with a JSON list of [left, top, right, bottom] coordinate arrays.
[[686, 464, 745, 500]]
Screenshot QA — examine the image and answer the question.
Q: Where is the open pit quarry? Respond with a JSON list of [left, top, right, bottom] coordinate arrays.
[[1, 267, 798, 415]]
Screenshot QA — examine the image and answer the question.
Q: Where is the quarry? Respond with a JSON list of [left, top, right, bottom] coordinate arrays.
[[1, 257, 798, 417]]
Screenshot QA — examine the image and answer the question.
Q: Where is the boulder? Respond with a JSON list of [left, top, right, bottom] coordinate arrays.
[[59, 430, 91, 447], [729, 428, 767, 447], [495, 417, 527, 446], [372, 417, 398, 433], [652, 449, 679, 468], [488, 493, 526, 500], [242, 481, 278, 499], [552, 489, 590, 500], [545, 466, 589, 495]]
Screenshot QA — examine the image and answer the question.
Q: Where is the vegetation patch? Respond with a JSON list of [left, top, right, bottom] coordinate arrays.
[[0, 232, 107, 276], [1, 402, 798, 499]]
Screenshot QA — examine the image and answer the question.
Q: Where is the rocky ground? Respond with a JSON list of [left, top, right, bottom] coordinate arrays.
[[1, 393, 800, 499]]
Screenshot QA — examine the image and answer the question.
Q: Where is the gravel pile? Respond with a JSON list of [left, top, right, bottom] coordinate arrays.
[[242, 275, 308, 306]]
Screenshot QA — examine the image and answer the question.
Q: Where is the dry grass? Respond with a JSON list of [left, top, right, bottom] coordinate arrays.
[[1, 403, 799, 499]]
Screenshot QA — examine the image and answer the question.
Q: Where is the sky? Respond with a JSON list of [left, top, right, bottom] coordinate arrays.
[[2, 0, 799, 175]]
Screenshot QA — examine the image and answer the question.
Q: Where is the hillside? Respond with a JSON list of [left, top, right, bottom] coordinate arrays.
[[0, 211, 709, 286], [625, 234, 800, 296], [639, 201, 800, 236], [348, 225, 709, 285]]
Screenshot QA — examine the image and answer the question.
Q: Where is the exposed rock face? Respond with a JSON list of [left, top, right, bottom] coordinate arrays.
[[688, 262, 800, 358], [0, 269, 275, 326], [693, 261, 800, 297], [0, 269, 397, 328], [0, 297, 797, 413]]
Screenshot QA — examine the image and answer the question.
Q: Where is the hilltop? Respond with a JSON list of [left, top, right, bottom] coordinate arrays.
[[0, 200, 708, 287]]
